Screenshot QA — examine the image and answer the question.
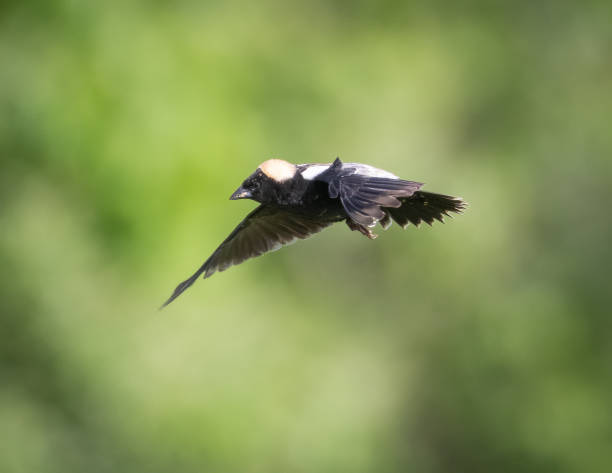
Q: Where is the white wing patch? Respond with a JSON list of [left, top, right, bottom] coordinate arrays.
[[300, 162, 399, 181], [300, 164, 330, 180], [344, 163, 399, 179]]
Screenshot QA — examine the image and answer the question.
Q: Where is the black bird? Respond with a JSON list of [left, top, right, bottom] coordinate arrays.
[[162, 157, 466, 307]]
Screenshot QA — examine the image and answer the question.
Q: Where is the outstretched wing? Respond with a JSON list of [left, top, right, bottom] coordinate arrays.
[[323, 158, 423, 227], [161, 205, 333, 308]]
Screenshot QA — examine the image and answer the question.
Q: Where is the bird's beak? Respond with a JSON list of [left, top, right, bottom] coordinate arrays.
[[230, 186, 252, 200]]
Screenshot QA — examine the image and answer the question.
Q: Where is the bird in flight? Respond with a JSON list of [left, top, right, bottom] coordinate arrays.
[[162, 157, 466, 307]]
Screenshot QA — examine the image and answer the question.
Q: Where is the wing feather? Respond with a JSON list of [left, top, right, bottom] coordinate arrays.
[[161, 205, 333, 307], [324, 159, 423, 227]]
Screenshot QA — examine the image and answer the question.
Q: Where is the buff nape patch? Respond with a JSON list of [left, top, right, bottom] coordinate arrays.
[[258, 159, 297, 182]]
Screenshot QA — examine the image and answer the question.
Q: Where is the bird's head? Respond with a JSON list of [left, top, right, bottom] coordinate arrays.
[[230, 159, 300, 204]]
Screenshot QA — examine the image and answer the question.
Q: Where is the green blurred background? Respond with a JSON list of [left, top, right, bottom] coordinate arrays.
[[2, 1, 611, 472]]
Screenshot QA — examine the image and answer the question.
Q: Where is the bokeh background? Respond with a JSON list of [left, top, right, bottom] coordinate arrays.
[[2, 1, 611, 472]]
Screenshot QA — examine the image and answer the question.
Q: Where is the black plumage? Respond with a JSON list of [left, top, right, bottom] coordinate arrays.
[[162, 157, 466, 307]]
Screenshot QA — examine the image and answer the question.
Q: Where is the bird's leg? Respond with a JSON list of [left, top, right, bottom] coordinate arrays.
[[345, 219, 378, 239]]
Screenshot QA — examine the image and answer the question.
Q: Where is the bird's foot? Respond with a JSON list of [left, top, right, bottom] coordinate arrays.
[[346, 219, 378, 239]]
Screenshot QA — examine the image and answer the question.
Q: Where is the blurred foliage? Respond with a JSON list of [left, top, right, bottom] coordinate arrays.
[[1, 1, 612, 472]]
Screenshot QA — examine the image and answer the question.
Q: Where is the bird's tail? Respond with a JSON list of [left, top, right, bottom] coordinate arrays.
[[384, 191, 466, 228]]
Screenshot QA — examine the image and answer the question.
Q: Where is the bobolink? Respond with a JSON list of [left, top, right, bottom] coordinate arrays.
[[162, 157, 465, 307]]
